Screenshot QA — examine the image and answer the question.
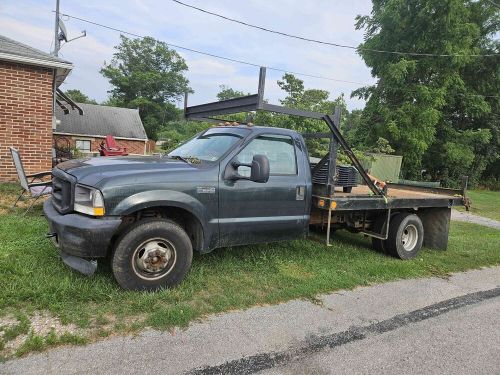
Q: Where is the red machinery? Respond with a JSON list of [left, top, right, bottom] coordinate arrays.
[[99, 135, 128, 156]]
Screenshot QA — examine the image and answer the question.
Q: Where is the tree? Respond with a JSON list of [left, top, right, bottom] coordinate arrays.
[[65, 89, 97, 104], [354, 0, 499, 185], [269, 74, 348, 157], [101, 35, 192, 140], [217, 85, 249, 101]]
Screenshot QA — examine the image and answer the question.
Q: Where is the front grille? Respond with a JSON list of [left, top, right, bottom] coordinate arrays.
[[311, 162, 358, 187], [51, 168, 75, 214]]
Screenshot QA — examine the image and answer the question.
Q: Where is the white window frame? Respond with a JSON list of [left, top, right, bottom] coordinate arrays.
[[75, 138, 92, 153]]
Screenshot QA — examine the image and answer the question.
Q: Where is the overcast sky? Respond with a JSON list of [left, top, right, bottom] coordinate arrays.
[[0, 0, 376, 110]]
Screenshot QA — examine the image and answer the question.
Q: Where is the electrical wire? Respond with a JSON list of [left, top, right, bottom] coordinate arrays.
[[57, 11, 367, 85], [171, 0, 500, 58], [56, 11, 500, 99]]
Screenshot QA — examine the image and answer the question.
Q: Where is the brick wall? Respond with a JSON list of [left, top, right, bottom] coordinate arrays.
[[54, 134, 146, 156], [0, 61, 54, 182]]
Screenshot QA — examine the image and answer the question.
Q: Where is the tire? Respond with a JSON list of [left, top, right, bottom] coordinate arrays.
[[371, 214, 388, 253], [111, 219, 193, 291], [343, 186, 353, 193], [386, 213, 424, 259]]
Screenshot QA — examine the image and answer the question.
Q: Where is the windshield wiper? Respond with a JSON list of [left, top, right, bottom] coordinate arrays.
[[169, 155, 202, 164]]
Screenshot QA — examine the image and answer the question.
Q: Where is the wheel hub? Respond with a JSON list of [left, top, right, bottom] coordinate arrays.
[[401, 224, 418, 251], [135, 240, 174, 274]]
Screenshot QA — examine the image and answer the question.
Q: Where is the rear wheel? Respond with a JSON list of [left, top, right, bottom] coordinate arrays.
[[111, 219, 193, 291], [386, 213, 424, 259]]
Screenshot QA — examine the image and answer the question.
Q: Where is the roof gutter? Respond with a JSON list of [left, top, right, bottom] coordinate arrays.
[[0, 52, 73, 86], [53, 131, 148, 142]]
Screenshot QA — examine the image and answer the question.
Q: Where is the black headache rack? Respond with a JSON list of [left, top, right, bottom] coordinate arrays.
[[184, 67, 385, 198]]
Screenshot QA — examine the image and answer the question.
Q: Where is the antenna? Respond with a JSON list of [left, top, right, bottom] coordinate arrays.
[[52, 0, 86, 56]]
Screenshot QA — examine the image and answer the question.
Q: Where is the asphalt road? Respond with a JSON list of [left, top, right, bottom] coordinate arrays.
[[258, 297, 500, 375], [2, 267, 499, 375]]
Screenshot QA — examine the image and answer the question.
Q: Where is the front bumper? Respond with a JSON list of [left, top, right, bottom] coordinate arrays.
[[43, 198, 122, 258]]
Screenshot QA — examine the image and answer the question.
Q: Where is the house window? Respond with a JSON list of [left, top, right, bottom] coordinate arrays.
[[75, 139, 91, 152]]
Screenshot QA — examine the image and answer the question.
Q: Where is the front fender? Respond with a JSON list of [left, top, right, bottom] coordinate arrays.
[[110, 190, 207, 219]]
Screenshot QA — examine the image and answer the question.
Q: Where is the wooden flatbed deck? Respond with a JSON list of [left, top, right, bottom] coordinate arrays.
[[332, 185, 456, 199], [313, 184, 466, 211]]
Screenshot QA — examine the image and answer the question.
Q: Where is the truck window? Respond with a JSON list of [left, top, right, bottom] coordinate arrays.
[[169, 128, 249, 162], [237, 134, 297, 176]]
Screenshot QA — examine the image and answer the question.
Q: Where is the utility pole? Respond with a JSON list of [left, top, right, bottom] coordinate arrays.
[[53, 0, 60, 56], [52, 0, 60, 144]]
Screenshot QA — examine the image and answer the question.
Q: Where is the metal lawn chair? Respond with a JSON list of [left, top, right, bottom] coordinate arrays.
[[9, 147, 52, 214]]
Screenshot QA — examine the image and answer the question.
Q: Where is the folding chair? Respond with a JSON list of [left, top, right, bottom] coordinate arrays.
[[9, 147, 52, 214]]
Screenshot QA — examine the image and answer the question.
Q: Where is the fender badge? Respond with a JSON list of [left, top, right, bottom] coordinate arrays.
[[197, 186, 216, 194]]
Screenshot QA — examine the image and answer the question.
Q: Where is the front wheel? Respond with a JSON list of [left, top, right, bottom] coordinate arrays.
[[111, 219, 193, 291], [386, 213, 424, 259]]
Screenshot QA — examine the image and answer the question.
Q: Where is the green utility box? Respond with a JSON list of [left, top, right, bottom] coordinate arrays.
[[362, 153, 403, 182]]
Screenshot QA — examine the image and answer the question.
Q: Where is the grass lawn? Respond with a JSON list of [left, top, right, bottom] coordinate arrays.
[[456, 190, 500, 221], [0, 183, 499, 360]]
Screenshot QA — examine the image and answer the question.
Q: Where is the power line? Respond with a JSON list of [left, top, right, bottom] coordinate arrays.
[[171, 0, 500, 58], [56, 11, 500, 99], [57, 12, 367, 85]]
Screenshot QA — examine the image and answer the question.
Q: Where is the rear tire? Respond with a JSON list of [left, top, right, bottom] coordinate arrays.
[[111, 219, 193, 291], [386, 213, 423, 259]]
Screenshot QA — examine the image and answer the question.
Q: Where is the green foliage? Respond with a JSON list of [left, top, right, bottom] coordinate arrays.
[[100, 35, 192, 140], [216, 85, 249, 101], [158, 121, 211, 152], [354, 0, 499, 185], [65, 89, 97, 104], [371, 137, 395, 154]]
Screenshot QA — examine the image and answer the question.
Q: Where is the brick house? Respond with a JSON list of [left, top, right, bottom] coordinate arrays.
[[0, 35, 73, 182], [54, 103, 148, 156]]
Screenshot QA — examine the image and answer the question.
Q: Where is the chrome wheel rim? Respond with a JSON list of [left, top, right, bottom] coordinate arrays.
[[401, 224, 418, 251], [131, 238, 177, 280]]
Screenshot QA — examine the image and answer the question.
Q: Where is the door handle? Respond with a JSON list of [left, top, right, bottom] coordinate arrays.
[[296, 185, 305, 200]]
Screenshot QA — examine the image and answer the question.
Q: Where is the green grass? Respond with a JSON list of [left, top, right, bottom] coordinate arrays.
[[0, 184, 499, 357], [456, 190, 500, 221]]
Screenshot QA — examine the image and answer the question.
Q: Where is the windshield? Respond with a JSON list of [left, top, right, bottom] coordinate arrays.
[[169, 128, 249, 162]]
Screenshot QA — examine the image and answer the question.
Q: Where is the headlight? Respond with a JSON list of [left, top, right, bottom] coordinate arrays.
[[74, 184, 105, 216]]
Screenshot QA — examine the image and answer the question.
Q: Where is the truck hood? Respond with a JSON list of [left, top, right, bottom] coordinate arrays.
[[56, 156, 200, 186]]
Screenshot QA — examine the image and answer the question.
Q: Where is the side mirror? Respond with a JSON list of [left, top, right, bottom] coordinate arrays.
[[249, 154, 270, 183], [224, 154, 270, 183]]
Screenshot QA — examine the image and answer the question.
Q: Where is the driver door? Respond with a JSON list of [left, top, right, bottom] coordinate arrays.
[[218, 133, 308, 247]]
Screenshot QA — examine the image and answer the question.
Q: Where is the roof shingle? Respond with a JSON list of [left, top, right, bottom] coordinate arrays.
[[56, 103, 148, 140], [0, 34, 71, 66]]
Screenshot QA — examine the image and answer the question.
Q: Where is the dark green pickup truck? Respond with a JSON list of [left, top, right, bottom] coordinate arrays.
[[44, 68, 468, 290]]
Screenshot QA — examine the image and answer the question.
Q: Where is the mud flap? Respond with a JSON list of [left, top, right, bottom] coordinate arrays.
[[60, 251, 97, 276], [419, 207, 451, 250]]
